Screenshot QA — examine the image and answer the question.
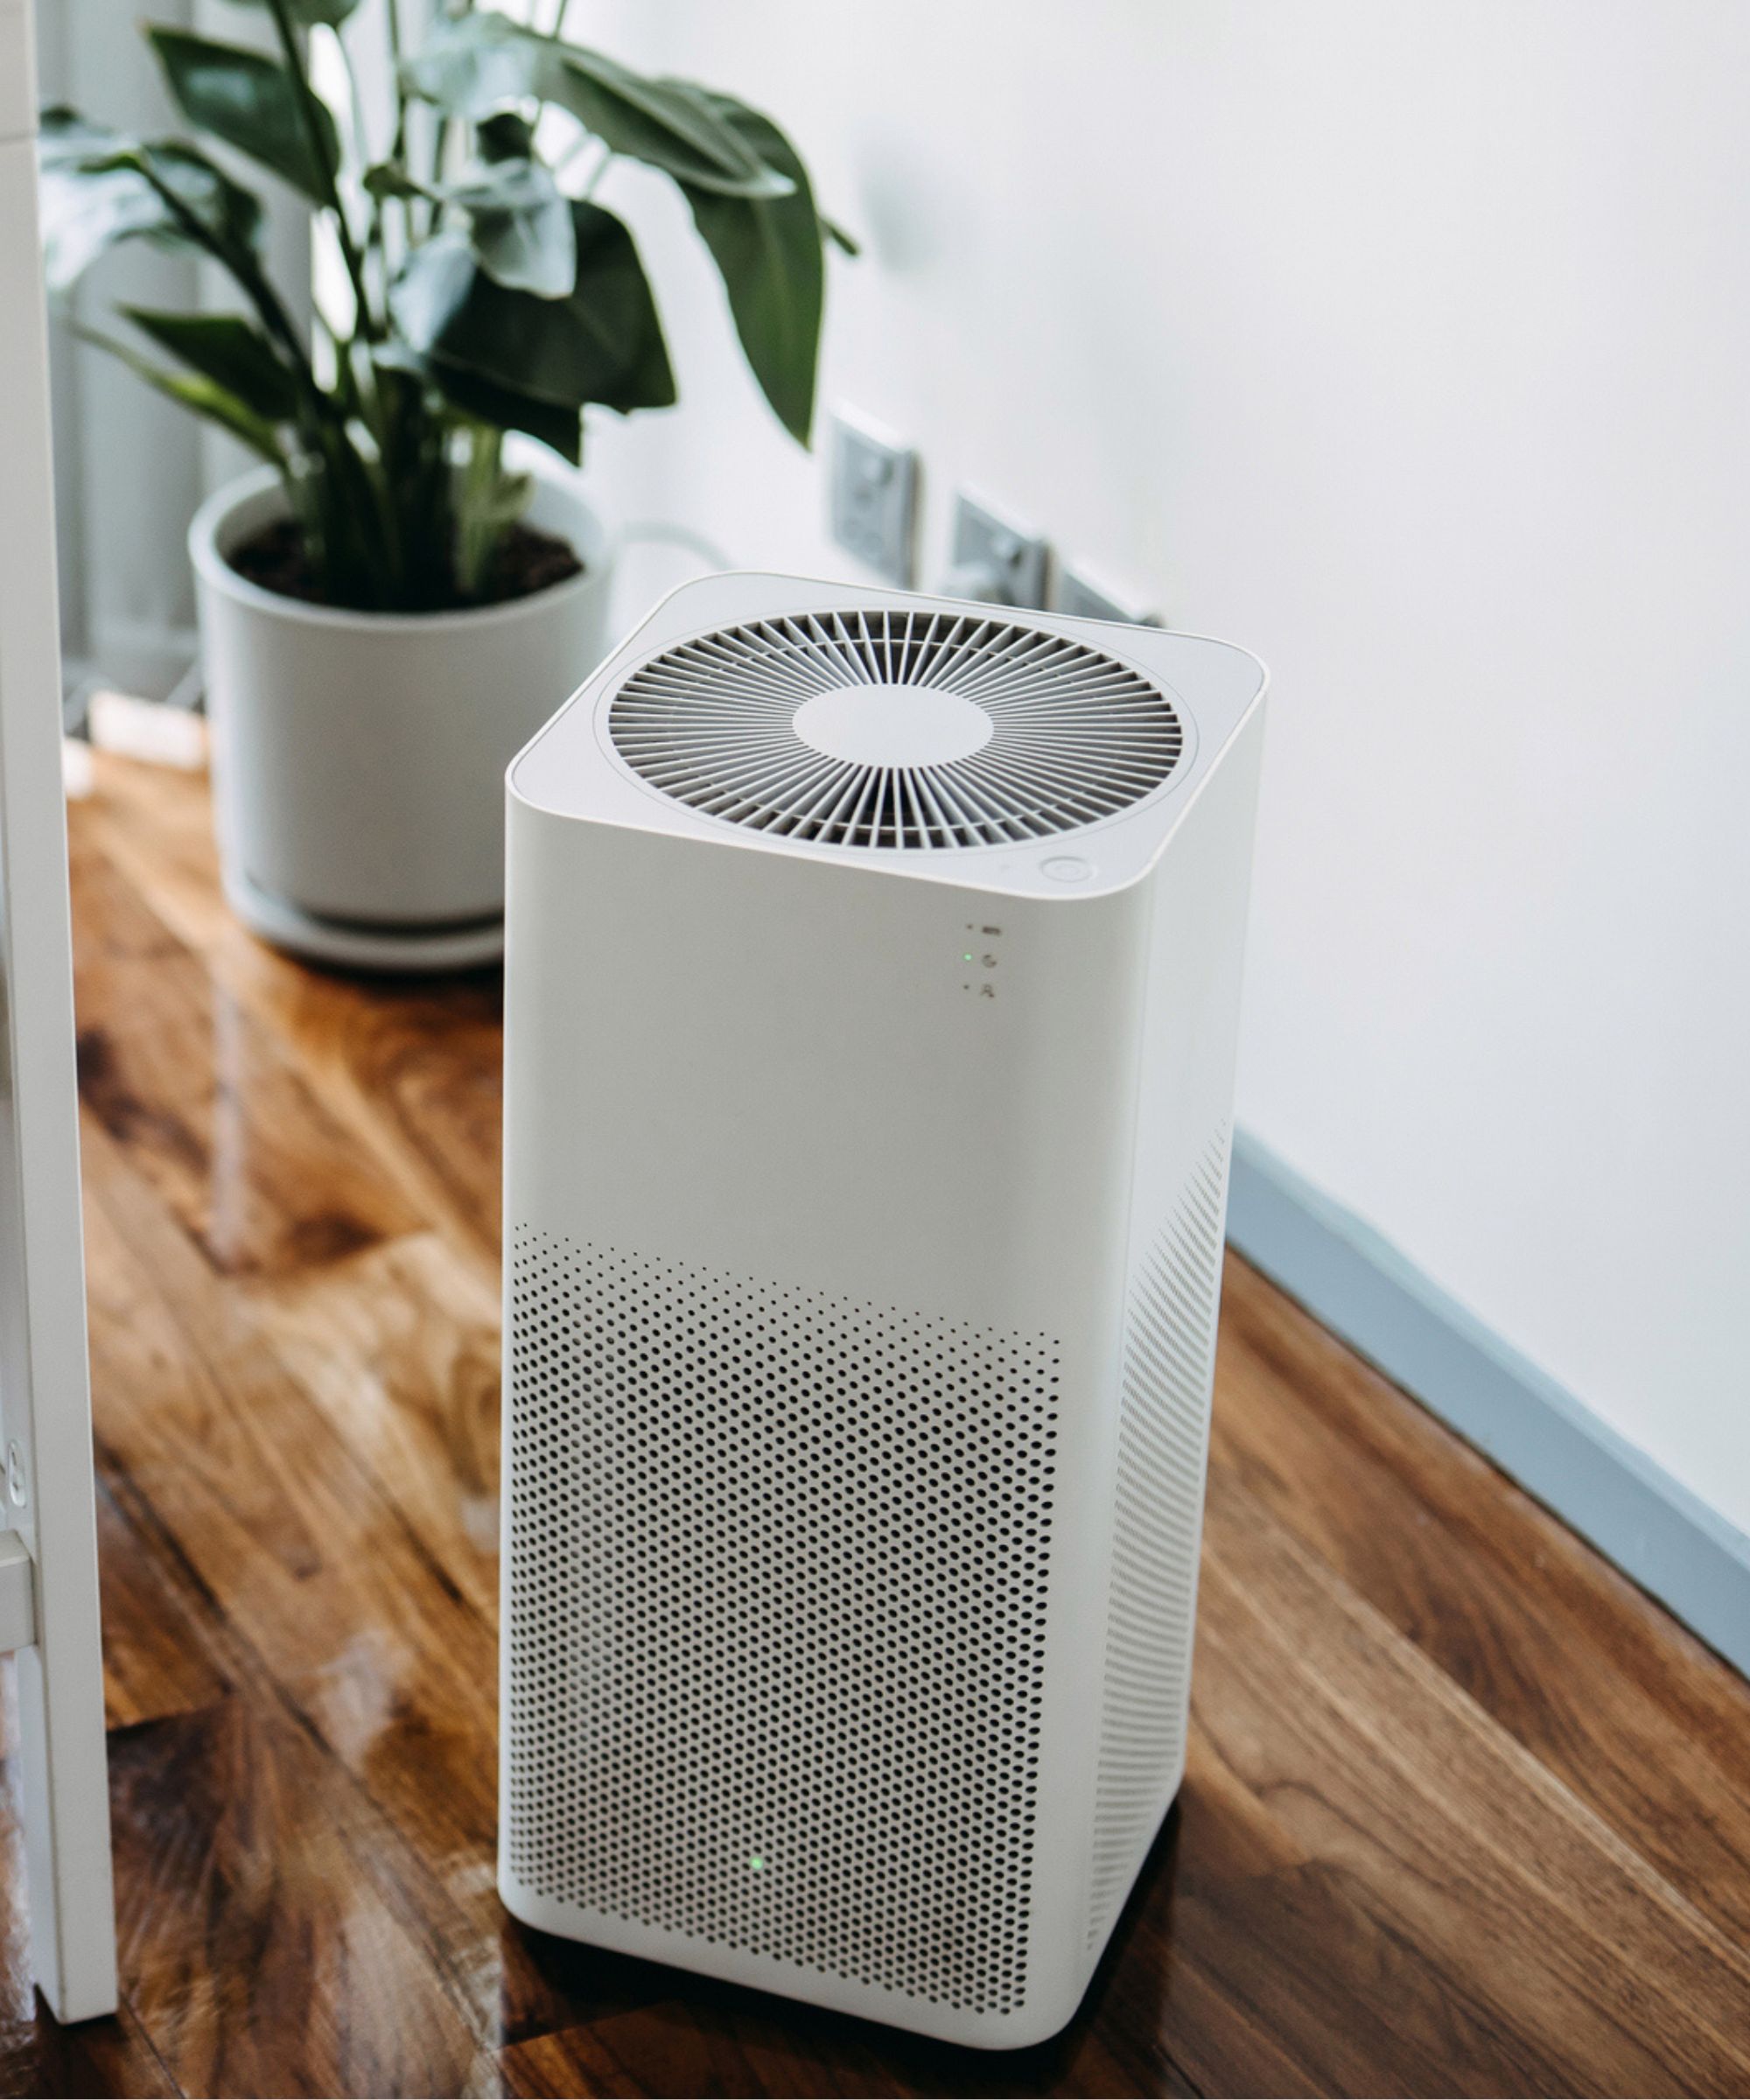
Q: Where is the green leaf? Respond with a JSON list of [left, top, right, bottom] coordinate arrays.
[[72, 321, 284, 463], [555, 48, 795, 200], [38, 114, 184, 290], [430, 160, 578, 299], [821, 214, 859, 257], [367, 156, 576, 299], [399, 11, 539, 118], [475, 470, 535, 530], [361, 162, 418, 200], [676, 92, 824, 444], [374, 344, 584, 465], [392, 201, 675, 419], [38, 107, 124, 171], [38, 109, 264, 291], [401, 15, 794, 199], [120, 307, 298, 422], [214, 0, 364, 24], [148, 27, 340, 204], [458, 465, 535, 577]]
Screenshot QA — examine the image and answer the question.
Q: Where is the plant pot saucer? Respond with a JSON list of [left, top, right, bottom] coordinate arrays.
[[225, 867, 505, 974]]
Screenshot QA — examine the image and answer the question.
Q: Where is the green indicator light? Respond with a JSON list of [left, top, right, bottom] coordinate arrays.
[[962, 952, 973, 962], [749, 1854, 765, 1872]]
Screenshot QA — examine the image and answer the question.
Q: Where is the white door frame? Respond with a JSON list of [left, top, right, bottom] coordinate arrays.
[[0, 0, 120, 2026]]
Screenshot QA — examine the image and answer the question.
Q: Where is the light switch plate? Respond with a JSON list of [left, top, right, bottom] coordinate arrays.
[[1054, 562, 1162, 628], [948, 491, 1048, 610], [828, 410, 919, 587]]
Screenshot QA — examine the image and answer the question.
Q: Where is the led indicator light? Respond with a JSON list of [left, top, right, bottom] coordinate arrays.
[[749, 1854, 766, 1872], [962, 952, 973, 962]]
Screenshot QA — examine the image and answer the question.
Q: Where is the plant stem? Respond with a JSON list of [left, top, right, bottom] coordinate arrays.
[[133, 154, 394, 605], [424, 0, 477, 228], [427, 112, 452, 234], [262, 0, 382, 344], [577, 138, 611, 201], [131, 157, 314, 393], [384, 0, 412, 261], [456, 420, 502, 598], [333, 28, 384, 306], [260, 0, 418, 596], [553, 127, 603, 180], [335, 30, 373, 175], [385, 0, 405, 100]]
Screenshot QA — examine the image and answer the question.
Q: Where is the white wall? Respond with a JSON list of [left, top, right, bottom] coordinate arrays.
[[569, 0, 1750, 1536]]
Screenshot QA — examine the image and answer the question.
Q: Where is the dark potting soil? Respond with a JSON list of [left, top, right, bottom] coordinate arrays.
[[227, 519, 584, 610]]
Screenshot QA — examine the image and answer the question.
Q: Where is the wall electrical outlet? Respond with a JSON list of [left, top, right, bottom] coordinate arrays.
[[1054, 563, 1163, 628], [946, 492, 1048, 611], [828, 411, 919, 587]]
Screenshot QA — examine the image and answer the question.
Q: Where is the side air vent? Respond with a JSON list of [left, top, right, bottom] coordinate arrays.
[[606, 608, 1184, 850], [1088, 1127, 1230, 1945], [505, 1228, 1061, 2017]]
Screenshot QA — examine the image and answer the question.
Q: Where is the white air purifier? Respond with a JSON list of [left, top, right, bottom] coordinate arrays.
[[499, 574, 1267, 2049]]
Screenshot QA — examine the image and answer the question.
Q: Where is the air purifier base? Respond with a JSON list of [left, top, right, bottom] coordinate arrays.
[[498, 1869, 1089, 2052]]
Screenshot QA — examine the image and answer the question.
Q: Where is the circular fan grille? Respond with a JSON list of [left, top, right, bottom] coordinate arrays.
[[606, 609, 1185, 850]]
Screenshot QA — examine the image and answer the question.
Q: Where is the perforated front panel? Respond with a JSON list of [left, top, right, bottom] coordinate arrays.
[[1087, 1127, 1229, 1944], [506, 1228, 1061, 2018]]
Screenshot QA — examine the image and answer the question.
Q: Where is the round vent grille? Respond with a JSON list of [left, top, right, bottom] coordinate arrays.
[[606, 609, 1184, 850]]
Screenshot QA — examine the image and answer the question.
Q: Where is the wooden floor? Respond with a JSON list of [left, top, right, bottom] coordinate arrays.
[[1, 751, 1746, 2097]]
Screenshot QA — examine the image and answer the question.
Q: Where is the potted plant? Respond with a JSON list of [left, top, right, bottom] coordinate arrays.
[[40, 0, 849, 969]]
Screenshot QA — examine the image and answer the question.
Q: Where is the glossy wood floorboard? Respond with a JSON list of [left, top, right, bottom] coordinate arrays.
[[2, 751, 1745, 2096]]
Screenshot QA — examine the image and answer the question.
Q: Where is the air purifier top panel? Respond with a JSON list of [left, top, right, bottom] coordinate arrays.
[[510, 572, 1266, 899]]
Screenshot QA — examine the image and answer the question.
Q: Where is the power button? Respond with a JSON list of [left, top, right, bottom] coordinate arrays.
[[1040, 855, 1094, 885]]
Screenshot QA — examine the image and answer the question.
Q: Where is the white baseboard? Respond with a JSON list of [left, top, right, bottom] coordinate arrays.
[[1227, 1130, 1750, 1678]]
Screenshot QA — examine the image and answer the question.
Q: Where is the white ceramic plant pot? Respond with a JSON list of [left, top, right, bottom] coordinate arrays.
[[189, 463, 617, 970]]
